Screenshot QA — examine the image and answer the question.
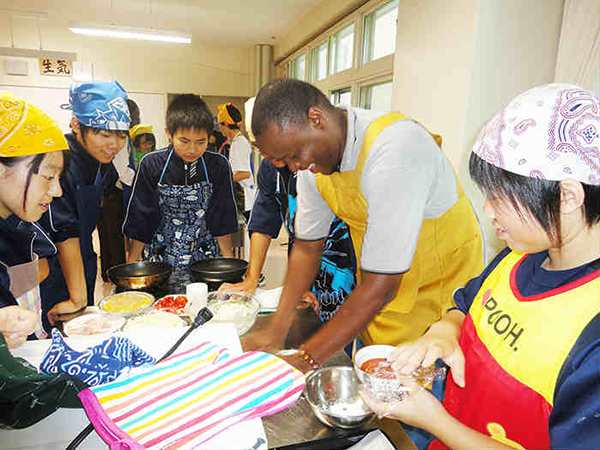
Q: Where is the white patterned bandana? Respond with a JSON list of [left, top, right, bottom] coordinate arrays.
[[62, 81, 130, 131], [473, 83, 599, 185]]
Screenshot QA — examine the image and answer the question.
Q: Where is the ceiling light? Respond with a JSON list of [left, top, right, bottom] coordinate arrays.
[[68, 22, 192, 44]]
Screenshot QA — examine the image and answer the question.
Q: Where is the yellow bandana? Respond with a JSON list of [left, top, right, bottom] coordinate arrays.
[[0, 91, 67, 157], [217, 103, 241, 126], [129, 124, 154, 141]]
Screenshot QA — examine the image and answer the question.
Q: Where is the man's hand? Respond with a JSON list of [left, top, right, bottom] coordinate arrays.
[[278, 351, 317, 374], [241, 326, 285, 354], [0, 306, 38, 348]]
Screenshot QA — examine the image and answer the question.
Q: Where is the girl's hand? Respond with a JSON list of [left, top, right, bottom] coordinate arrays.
[[360, 376, 447, 430], [219, 278, 257, 293], [0, 306, 38, 348], [390, 313, 466, 387]]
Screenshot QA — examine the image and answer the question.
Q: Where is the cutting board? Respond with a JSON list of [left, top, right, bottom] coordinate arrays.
[[1, 323, 268, 450]]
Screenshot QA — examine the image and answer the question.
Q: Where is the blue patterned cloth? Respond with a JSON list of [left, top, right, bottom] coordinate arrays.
[[40, 329, 155, 386], [62, 81, 130, 131]]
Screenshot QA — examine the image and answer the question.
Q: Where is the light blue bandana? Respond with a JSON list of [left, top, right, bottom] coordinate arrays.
[[62, 81, 130, 131]]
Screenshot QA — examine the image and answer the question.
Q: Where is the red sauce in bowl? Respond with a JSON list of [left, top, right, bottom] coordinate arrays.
[[360, 358, 396, 379]]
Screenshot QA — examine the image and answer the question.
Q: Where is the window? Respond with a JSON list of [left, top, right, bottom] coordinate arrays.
[[310, 42, 328, 82], [330, 87, 352, 107], [291, 54, 306, 80], [360, 81, 393, 111], [362, 0, 399, 64], [329, 23, 354, 75]]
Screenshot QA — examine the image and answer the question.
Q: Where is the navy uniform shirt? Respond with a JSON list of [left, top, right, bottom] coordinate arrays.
[[248, 159, 293, 240], [39, 133, 118, 243], [123, 147, 238, 243], [0, 215, 57, 308]]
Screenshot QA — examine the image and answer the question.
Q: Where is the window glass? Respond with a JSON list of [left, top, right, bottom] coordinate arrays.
[[310, 42, 328, 82], [329, 23, 354, 75], [362, 0, 399, 63], [331, 87, 352, 107], [291, 54, 306, 81], [359, 81, 393, 111]]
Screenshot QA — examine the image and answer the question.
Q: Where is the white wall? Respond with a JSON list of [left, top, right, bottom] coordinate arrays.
[[0, 17, 255, 148], [461, 0, 564, 258], [1, 83, 169, 148], [0, 19, 254, 96], [392, 0, 564, 261]]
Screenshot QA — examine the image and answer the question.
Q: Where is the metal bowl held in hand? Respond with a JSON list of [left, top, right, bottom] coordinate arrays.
[[107, 261, 173, 290], [189, 258, 248, 289], [304, 366, 374, 429]]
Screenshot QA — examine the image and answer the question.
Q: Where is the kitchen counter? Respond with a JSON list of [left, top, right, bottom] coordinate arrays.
[[4, 306, 416, 450], [254, 308, 417, 449]]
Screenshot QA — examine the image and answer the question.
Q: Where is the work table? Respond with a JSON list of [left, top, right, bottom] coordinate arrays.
[[256, 308, 416, 449]]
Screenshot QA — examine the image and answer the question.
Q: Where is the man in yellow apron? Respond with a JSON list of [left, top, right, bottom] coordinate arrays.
[[244, 79, 483, 371]]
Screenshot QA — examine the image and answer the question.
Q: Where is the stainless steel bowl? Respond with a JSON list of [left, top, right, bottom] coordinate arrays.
[[304, 366, 374, 429]]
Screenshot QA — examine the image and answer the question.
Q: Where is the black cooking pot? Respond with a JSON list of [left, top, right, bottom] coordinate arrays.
[[107, 261, 173, 290], [189, 257, 248, 290]]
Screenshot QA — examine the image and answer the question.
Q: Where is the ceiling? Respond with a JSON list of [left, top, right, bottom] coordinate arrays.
[[1, 0, 325, 47]]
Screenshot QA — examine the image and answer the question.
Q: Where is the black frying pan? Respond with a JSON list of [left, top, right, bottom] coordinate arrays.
[[107, 261, 173, 290], [189, 257, 248, 283]]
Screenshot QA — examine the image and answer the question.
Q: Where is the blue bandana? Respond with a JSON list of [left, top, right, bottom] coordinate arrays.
[[40, 329, 155, 386], [63, 81, 130, 131]]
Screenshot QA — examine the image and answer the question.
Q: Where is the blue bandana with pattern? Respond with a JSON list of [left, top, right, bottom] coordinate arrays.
[[40, 329, 155, 386], [62, 81, 130, 131]]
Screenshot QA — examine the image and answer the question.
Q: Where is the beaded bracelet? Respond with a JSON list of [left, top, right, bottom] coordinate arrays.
[[298, 348, 321, 370]]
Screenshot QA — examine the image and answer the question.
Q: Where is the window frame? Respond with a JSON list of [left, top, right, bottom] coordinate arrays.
[[279, 0, 396, 109], [361, 0, 399, 65]]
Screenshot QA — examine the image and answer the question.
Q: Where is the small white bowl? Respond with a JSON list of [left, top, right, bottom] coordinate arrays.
[[353, 345, 406, 402]]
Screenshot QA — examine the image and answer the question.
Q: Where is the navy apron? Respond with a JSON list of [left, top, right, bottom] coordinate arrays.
[[143, 150, 219, 291], [41, 168, 104, 331]]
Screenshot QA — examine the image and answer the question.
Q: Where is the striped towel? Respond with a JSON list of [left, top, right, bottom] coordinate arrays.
[[78, 342, 305, 449]]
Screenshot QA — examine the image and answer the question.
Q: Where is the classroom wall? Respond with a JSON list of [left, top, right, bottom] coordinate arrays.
[[0, 17, 255, 148], [391, 0, 564, 260], [0, 18, 254, 96]]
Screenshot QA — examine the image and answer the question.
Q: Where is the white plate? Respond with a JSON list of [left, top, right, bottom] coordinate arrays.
[[123, 310, 187, 333], [63, 313, 125, 336]]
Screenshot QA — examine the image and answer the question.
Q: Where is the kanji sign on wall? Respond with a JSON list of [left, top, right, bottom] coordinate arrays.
[[39, 58, 72, 77]]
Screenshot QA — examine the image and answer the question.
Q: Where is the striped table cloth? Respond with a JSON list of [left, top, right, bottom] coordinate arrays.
[[78, 342, 305, 449]]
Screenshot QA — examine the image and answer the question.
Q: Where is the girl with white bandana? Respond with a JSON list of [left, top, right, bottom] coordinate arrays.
[[361, 84, 599, 450]]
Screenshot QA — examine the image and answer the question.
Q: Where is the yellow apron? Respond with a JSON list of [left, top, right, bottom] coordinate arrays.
[[316, 113, 483, 345]]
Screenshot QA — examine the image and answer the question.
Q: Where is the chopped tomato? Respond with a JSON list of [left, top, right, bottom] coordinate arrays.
[[155, 295, 188, 315]]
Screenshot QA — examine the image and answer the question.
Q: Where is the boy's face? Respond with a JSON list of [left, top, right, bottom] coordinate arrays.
[[483, 196, 552, 254], [139, 135, 154, 153], [72, 118, 127, 164], [168, 128, 209, 163]]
